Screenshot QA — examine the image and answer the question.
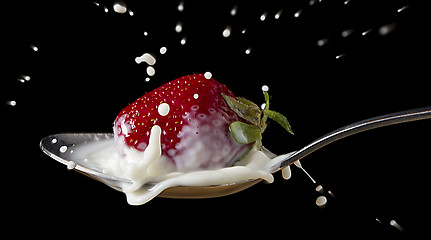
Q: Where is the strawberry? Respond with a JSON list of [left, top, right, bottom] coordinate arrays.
[[114, 74, 250, 172], [113, 73, 293, 172]]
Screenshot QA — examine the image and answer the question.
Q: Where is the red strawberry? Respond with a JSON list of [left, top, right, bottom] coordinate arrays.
[[113, 74, 251, 172]]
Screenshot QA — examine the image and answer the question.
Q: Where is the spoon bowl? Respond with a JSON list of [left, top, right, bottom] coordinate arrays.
[[40, 107, 431, 199]]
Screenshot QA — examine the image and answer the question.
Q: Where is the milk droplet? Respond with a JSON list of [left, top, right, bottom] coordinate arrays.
[[389, 220, 404, 232], [51, 138, 58, 144], [67, 161, 76, 170], [180, 37, 187, 45], [175, 22, 183, 33], [293, 160, 316, 183], [193, 93, 199, 99], [59, 146, 68, 153], [230, 5, 238, 16], [260, 12, 268, 21], [294, 9, 302, 18], [341, 29, 354, 38], [113, 1, 127, 14], [135, 53, 156, 65], [147, 66, 156, 76], [245, 47, 252, 54], [223, 26, 232, 38], [397, 5, 409, 13], [317, 38, 329, 47], [378, 23, 396, 36], [177, 1, 184, 12], [281, 165, 292, 180], [160, 47, 167, 54], [336, 54, 345, 60], [315, 185, 324, 193], [158, 103, 170, 116], [262, 85, 269, 92], [274, 9, 283, 19], [316, 196, 327, 208], [30, 44, 38, 51], [204, 72, 212, 79], [6, 100, 17, 106], [362, 29, 372, 36]]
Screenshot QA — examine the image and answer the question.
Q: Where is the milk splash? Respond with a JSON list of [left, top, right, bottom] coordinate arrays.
[[70, 131, 277, 205]]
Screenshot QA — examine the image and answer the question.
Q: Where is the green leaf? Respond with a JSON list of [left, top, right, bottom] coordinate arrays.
[[262, 109, 294, 135], [263, 91, 270, 110], [229, 121, 262, 144], [222, 94, 262, 126]]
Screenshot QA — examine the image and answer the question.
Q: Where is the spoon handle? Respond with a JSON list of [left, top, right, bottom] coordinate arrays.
[[280, 106, 431, 169]]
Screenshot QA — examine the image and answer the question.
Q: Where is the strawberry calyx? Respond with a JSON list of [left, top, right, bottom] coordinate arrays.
[[222, 91, 294, 150]]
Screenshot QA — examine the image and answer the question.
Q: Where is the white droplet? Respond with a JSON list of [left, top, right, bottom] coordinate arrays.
[[30, 44, 38, 51], [379, 23, 396, 36], [103, 6, 109, 13], [177, 1, 184, 12], [260, 12, 268, 21], [51, 138, 58, 144], [282, 165, 292, 180], [180, 37, 187, 45], [294, 160, 316, 183], [245, 48, 251, 54], [389, 220, 404, 232], [160, 47, 167, 54], [336, 54, 345, 59], [59, 146, 68, 153], [143, 31, 148, 36], [223, 26, 231, 38], [316, 196, 327, 208], [344, 0, 351, 5], [158, 103, 170, 116], [145, 77, 150, 82], [341, 29, 354, 38], [6, 100, 17, 106], [193, 93, 199, 99], [315, 185, 324, 193], [135, 53, 156, 65], [362, 29, 372, 36], [262, 85, 269, 92], [113, 1, 127, 14], [397, 5, 409, 13], [294, 9, 302, 18], [261, 103, 266, 110], [67, 161, 76, 170], [128, 9, 134, 16], [241, 28, 247, 34], [230, 5, 238, 16], [175, 22, 183, 33], [204, 72, 212, 79], [274, 9, 283, 19], [317, 38, 329, 47], [147, 66, 156, 76]]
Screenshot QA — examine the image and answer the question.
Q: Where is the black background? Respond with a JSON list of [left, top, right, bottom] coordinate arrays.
[[3, 0, 430, 237]]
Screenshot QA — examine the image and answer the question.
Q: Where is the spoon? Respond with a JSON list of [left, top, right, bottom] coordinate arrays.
[[40, 107, 431, 199]]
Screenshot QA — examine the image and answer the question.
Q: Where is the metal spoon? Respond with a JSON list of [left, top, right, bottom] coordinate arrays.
[[40, 107, 431, 199]]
